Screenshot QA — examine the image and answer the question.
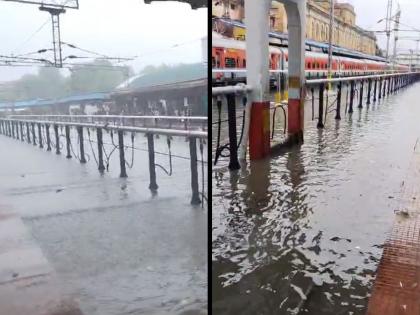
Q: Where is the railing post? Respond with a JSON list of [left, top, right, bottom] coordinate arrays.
[[367, 79, 372, 105], [335, 81, 342, 120], [147, 133, 158, 190], [349, 80, 355, 113], [226, 93, 240, 170], [373, 79, 377, 102], [65, 125, 72, 158], [16, 121, 20, 140], [378, 78, 382, 100], [382, 77, 386, 98], [11, 121, 15, 138], [358, 80, 364, 108], [189, 136, 201, 205], [26, 122, 31, 143], [387, 77, 391, 95], [77, 126, 86, 163], [19, 122, 23, 142], [96, 128, 105, 172], [118, 129, 127, 177], [317, 83, 324, 128], [54, 124, 60, 154], [38, 123, 43, 149], [46, 124, 51, 151], [31, 122, 36, 145]]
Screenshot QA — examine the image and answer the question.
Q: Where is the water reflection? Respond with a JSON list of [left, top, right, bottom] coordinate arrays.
[[213, 83, 420, 314]]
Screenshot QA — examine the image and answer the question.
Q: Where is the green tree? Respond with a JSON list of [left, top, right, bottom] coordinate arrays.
[[68, 59, 133, 94]]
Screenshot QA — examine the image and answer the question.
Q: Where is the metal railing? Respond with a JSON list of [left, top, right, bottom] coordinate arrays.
[[6, 114, 208, 131], [306, 72, 420, 129], [212, 84, 253, 169], [0, 116, 207, 206]]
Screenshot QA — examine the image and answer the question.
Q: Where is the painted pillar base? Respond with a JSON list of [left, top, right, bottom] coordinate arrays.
[[249, 101, 270, 160], [287, 98, 304, 143]]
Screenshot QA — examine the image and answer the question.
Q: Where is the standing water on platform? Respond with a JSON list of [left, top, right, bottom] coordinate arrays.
[[212, 82, 420, 314], [0, 1, 208, 314]]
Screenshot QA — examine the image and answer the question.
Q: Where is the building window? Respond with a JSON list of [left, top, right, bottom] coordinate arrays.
[[225, 57, 236, 68], [230, 3, 235, 10]]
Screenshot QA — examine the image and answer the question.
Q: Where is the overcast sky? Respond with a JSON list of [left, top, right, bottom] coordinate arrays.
[[0, 0, 207, 82], [344, 0, 420, 55]]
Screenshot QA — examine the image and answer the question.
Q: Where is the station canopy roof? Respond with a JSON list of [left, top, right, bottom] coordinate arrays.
[[0, 92, 110, 109], [114, 62, 207, 95]]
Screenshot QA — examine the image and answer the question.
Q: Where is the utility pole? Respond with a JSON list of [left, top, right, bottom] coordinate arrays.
[[392, 5, 401, 69], [39, 6, 65, 68], [385, 0, 393, 60], [327, 0, 334, 81]]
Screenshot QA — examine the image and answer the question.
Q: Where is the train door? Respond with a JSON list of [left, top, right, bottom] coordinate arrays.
[[214, 49, 223, 68], [214, 48, 223, 81]]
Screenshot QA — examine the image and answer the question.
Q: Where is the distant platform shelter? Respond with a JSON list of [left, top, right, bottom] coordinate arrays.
[[111, 63, 207, 117]]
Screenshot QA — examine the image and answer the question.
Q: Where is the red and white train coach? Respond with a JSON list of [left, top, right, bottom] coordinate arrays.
[[212, 34, 409, 84]]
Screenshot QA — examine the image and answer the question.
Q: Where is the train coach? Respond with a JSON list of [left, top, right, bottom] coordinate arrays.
[[212, 33, 410, 85]]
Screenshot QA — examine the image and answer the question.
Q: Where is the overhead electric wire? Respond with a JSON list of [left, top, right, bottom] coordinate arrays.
[[10, 18, 50, 55]]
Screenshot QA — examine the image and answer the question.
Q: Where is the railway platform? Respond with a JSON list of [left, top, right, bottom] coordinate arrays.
[[0, 204, 83, 315], [367, 142, 420, 315]]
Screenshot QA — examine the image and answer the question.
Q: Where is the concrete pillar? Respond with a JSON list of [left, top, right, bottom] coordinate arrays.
[[283, 0, 307, 144], [245, 0, 271, 160]]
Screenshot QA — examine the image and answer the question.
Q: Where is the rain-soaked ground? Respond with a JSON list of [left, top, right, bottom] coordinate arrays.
[[0, 130, 207, 315], [212, 82, 420, 314]]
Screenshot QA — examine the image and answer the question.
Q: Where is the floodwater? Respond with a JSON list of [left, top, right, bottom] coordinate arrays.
[[212, 82, 420, 314], [0, 130, 208, 315]]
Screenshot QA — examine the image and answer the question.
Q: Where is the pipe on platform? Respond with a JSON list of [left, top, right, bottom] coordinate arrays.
[[96, 128, 105, 172], [189, 136, 201, 205], [77, 126, 86, 163], [367, 79, 372, 105], [349, 81, 355, 113], [317, 83, 324, 128], [46, 124, 51, 151], [38, 123, 43, 149], [26, 122, 31, 144], [378, 79, 382, 100], [238, 96, 252, 161], [118, 129, 127, 177], [335, 82, 342, 120], [147, 133, 158, 190], [19, 122, 23, 142], [226, 93, 240, 170], [373, 79, 377, 102], [31, 123, 36, 146]]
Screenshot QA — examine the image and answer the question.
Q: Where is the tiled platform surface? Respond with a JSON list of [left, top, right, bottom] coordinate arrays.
[[367, 144, 420, 315], [0, 205, 83, 315]]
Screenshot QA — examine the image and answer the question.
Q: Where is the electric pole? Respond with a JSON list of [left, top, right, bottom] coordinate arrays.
[[385, 0, 393, 60], [327, 0, 334, 80], [39, 6, 65, 68], [392, 4, 401, 68]]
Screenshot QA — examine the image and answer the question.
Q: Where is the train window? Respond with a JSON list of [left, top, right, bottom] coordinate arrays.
[[212, 57, 216, 68], [243, 59, 246, 67], [308, 62, 311, 69], [225, 58, 236, 68], [312, 62, 315, 69]]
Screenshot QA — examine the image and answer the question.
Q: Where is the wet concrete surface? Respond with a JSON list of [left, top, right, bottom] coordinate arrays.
[[212, 82, 420, 314], [0, 133, 207, 315]]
